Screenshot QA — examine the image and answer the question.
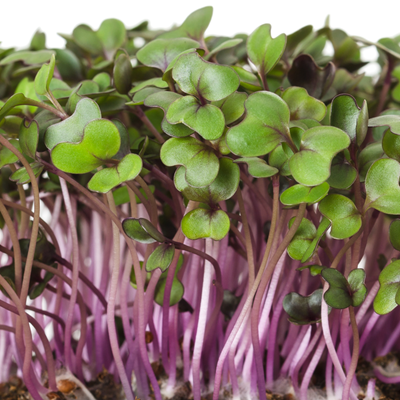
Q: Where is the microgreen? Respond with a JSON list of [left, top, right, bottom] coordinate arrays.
[[1, 8, 400, 400]]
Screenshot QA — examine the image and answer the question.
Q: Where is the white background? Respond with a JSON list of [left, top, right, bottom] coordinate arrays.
[[2, 1, 399, 47], [1, 0, 399, 75]]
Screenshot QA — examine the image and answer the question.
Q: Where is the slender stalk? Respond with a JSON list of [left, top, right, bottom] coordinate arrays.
[[236, 187, 255, 289], [213, 203, 306, 400], [0, 200, 23, 295], [0, 276, 43, 400], [0, 136, 41, 306], [342, 307, 360, 400], [129, 106, 165, 144], [192, 239, 214, 400], [105, 191, 135, 400], [135, 175, 158, 226], [8, 164, 29, 236], [375, 57, 394, 117]]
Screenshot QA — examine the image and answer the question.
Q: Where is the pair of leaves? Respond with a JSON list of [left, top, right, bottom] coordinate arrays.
[[322, 268, 367, 309], [161, 136, 219, 188], [122, 218, 175, 273], [166, 52, 240, 140], [287, 217, 330, 262]]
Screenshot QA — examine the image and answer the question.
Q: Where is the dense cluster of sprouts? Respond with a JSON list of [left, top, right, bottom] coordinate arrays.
[[1, 6, 400, 400]]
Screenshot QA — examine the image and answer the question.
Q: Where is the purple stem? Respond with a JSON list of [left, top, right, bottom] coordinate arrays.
[[300, 335, 326, 400]]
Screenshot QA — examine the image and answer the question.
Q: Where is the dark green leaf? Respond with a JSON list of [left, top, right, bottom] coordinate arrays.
[[123, 218, 166, 243], [146, 243, 175, 273]]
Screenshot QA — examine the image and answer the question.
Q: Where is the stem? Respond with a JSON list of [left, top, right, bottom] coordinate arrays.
[[192, 239, 214, 400], [342, 307, 360, 400], [0, 136, 40, 306], [9, 164, 29, 236], [0, 200, 23, 295], [129, 106, 165, 144], [375, 57, 394, 117], [59, 178, 82, 378], [135, 175, 158, 226], [213, 203, 306, 400], [236, 187, 255, 289], [105, 191, 135, 400]]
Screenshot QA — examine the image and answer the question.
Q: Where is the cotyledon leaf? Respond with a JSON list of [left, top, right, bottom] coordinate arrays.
[[280, 182, 330, 206], [289, 126, 350, 186], [227, 91, 291, 157], [160, 136, 219, 188], [45, 97, 101, 150]]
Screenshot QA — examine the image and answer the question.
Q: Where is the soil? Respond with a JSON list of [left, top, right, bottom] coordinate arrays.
[[1, 355, 399, 400]]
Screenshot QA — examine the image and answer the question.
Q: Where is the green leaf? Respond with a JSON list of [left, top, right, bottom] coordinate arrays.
[[231, 66, 262, 91], [160, 137, 219, 187], [154, 276, 184, 306], [181, 208, 230, 240], [130, 77, 168, 94], [51, 119, 120, 174], [330, 94, 368, 146], [45, 97, 101, 150], [172, 52, 239, 101], [301, 217, 331, 263], [322, 268, 366, 309], [19, 119, 39, 158], [158, 6, 213, 41], [123, 218, 166, 244], [87, 154, 142, 193], [166, 95, 225, 140], [373, 260, 400, 315], [280, 182, 330, 206], [73, 24, 103, 55], [289, 126, 350, 186], [283, 289, 325, 325], [247, 24, 286, 77], [34, 54, 55, 96], [297, 264, 327, 276], [389, 220, 400, 251], [287, 218, 316, 260], [234, 157, 278, 178], [358, 142, 384, 182], [137, 38, 200, 72], [144, 91, 193, 138], [365, 158, 400, 214], [0, 93, 40, 123], [269, 144, 293, 176], [113, 53, 132, 94], [326, 153, 357, 189], [29, 272, 53, 300], [319, 194, 362, 239], [10, 162, 43, 184], [382, 128, 400, 162], [97, 19, 126, 54], [212, 92, 247, 125], [15, 77, 41, 114], [281, 87, 326, 121], [204, 38, 243, 60], [368, 114, 400, 135], [146, 243, 175, 273], [288, 54, 335, 99], [0, 50, 54, 65], [174, 158, 239, 204], [227, 91, 291, 157], [0, 139, 22, 168]]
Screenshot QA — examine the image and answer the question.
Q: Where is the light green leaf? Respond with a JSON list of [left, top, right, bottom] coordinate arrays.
[[172, 52, 239, 101], [319, 194, 362, 239], [234, 157, 278, 178], [181, 208, 230, 240], [34, 54, 55, 96], [247, 24, 286, 77], [87, 154, 142, 193], [166, 95, 225, 140], [280, 183, 330, 206], [289, 126, 350, 186], [227, 91, 291, 157]]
